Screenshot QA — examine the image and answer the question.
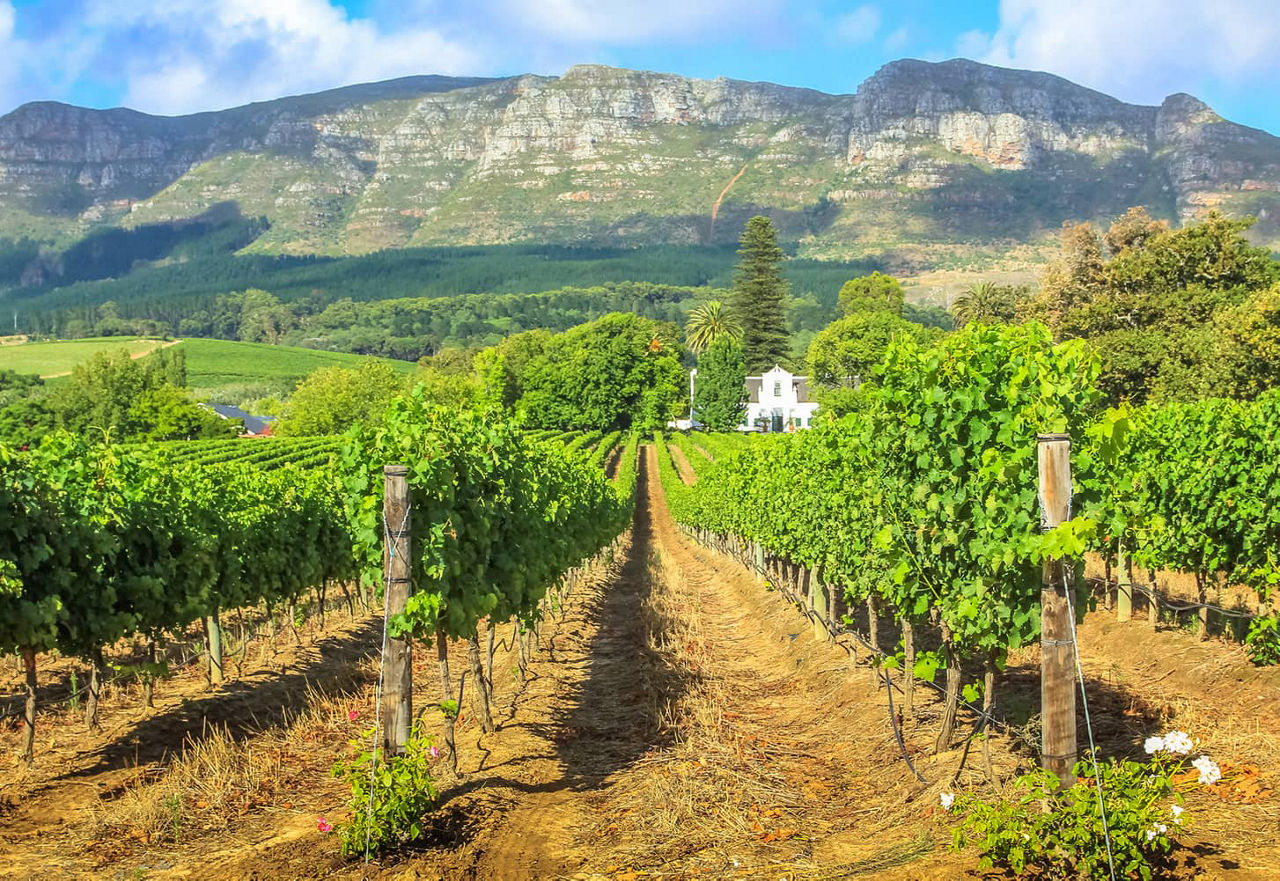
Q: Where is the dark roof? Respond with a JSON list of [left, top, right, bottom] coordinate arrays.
[[208, 403, 274, 435], [794, 377, 812, 403]]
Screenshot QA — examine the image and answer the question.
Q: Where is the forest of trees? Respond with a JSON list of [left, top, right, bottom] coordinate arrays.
[[5, 208, 1277, 446]]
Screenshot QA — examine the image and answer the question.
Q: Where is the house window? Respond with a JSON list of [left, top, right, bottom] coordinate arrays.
[[773, 381, 781, 397]]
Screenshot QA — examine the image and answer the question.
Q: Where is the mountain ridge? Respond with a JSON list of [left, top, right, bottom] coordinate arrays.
[[1, 59, 1277, 266]]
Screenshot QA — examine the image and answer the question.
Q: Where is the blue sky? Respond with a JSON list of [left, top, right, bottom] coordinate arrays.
[[2, 0, 1279, 134]]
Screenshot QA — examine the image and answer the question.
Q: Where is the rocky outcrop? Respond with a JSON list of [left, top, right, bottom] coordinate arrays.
[[0, 60, 1277, 257]]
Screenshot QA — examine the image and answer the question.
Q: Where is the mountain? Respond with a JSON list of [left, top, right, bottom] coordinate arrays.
[[2, 60, 1278, 269]]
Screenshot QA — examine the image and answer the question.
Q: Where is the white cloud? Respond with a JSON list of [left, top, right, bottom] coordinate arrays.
[[883, 24, 910, 52], [0, 2, 23, 108], [88, 0, 481, 114], [834, 5, 880, 45], [494, 0, 782, 44], [967, 0, 1280, 105], [0, 0, 798, 117]]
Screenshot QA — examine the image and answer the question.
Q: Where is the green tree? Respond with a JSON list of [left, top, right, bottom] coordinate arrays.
[[238, 289, 294, 344], [807, 313, 939, 388], [730, 217, 791, 373], [1036, 210, 1280, 403], [0, 370, 43, 408], [951, 282, 1028, 327], [518, 313, 687, 431], [0, 397, 56, 447], [1212, 284, 1280, 398], [10, 346, 222, 443], [475, 329, 552, 408], [694, 338, 747, 431], [806, 312, 940, 417], [277, 361, 407, 435], [837, 272, 904, 316], [128, 385, 239, 441], [684, 300, 741, 354], [52, 350, 156, 437]]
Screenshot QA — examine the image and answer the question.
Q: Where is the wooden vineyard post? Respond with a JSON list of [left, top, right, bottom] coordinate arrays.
[[754, 542, 765, 583], [1038, 433, 1077, 789], [810, 566, 829, 642], [382, 465, 413, 758], [207, 608, 224, 684], [1116, 541, 1133, 622], [20, 645, 36, 763]]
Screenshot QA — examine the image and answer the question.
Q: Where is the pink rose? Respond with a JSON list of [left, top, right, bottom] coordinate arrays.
[[317, 816, 332, 833]]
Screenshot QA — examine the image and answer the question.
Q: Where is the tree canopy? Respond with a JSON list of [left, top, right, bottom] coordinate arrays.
[[1032, 209, 1280, 403], [515, 313, 688, 432], [837, 271, 904, 316], [0, 346, 234, 445], [730, 217, 791, 373], [694, 338, 748, 431], [950, 282, 1029, 327], [276, 361, 408, 436], [806, 311, 942, 417], [685, 300, 741, 354]]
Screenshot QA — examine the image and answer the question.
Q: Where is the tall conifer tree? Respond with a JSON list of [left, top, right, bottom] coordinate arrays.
[[730, 216, 791, 373]]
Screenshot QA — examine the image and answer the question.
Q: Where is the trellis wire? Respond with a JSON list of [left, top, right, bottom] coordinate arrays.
[[1088, 576, 1260, 620], [1063, 566, 1117, 881]]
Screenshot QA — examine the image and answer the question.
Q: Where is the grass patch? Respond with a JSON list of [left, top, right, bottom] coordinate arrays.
[[0, 336, 416, 394], [0, 337, 170, 378], [178, 339, 416, 393]]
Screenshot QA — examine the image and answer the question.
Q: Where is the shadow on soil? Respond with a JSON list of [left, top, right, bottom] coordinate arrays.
[[429, 450, 692, 816], [61, 617, 381, 779]]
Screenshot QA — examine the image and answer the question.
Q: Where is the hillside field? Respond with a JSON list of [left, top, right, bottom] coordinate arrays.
[[0, 337, 173, 378], [0, 337, 417, 391]]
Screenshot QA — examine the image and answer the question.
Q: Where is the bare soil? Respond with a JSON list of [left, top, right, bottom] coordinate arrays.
[[665, 443, 698, 486], [1, 445, 1277, 879]]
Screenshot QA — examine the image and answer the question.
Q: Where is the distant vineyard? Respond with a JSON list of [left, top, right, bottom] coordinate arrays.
[[123, 428, 630, 475], [131, 436, 344, 469]]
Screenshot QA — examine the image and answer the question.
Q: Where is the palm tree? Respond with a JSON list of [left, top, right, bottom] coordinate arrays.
[[685, 300, 741, 354], [951, 282, 1025, 327]]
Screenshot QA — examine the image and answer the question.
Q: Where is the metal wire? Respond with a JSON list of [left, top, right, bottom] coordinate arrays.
[[682, 525, 1040, 760], [1063, 565, 1117, 881], [1087, 576, 1259, 619]]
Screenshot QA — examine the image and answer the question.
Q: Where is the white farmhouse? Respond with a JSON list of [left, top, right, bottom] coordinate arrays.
[[739, 365, 818, 432]]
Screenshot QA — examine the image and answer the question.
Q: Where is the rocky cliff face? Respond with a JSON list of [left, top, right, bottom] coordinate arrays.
[[1, 60, 1277, 261]]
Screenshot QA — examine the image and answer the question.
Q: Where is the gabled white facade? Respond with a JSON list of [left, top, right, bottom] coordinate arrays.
[[739, 365, 819, 432]]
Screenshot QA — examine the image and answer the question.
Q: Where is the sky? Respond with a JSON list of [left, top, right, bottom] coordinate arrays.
[[2, 0, 1279, 134]]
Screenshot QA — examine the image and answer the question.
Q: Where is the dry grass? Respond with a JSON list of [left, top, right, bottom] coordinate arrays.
[[92, 682, 367, 849], [585, 545, 810, 870], [94, 724, 278, 845]]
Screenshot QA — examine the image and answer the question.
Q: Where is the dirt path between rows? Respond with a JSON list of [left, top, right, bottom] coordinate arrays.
[[666, 442, 698, 485]]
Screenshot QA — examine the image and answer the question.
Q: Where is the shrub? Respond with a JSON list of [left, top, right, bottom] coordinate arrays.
[[947, 742, 1205, 880], [1245, 614, 1280, 665], [333, 724, 440, 856]]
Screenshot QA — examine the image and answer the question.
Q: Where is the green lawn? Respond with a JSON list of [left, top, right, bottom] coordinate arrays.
[[179, 339, 416, 392], [0, 337, 171, 377], [0, 337, 417, 392]]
